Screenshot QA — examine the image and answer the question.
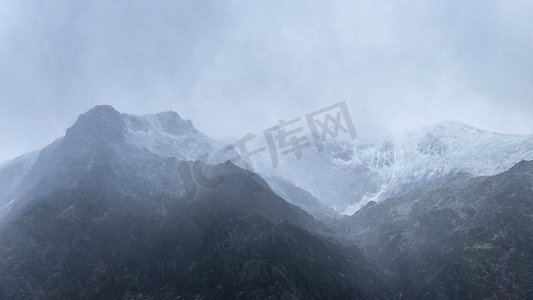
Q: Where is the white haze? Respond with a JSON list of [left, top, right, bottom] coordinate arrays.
[[1, 0, 532, 162]]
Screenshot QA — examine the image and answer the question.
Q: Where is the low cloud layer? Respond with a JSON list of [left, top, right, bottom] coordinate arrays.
[[1, 0, 532, 161]]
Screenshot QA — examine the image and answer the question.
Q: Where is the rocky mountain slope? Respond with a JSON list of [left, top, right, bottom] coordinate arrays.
[[0, 106, 395, 299], [342, 160, 533, 299]]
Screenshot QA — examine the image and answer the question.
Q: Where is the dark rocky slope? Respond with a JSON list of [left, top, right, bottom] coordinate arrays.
[[344, 161, 533, 299]]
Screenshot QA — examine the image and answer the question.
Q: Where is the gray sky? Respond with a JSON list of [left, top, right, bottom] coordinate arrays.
[[1, 0, 532, 162]]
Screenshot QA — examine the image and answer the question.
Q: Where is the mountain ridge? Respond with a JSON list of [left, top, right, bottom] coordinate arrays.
[[0, 106, 396, 299], [249, 118, 533, 213]]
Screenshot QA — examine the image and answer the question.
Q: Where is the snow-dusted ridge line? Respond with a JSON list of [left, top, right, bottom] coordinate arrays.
[[2, 106, 533, 218], [343, 121, 533, 214], [250, 120, 533, 214], [122, 111, 228, 161]]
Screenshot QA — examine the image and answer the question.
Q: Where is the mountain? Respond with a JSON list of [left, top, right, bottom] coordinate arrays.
[[341, 160, 533, 299], [0, 106, 230, 217], [3, 105, 532, 299], [253, 121, 533, 213], [0, 106, 395, 299], [0, 105, 334, 227]]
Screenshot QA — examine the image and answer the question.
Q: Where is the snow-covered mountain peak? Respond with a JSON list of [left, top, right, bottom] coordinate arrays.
[[59, 105, 225, 161], [341, 123, 533, 213], [125, 111, 196, 136], [394, 122, 533, 172], [63, 106, 202, 151], [254, 120, 533, 214], [0, 106, 234, 220], [123, 111, 226, 161], [396, 122, 490, 155]]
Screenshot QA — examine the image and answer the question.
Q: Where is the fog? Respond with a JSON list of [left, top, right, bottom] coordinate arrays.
[[1, 0, 532, 162]]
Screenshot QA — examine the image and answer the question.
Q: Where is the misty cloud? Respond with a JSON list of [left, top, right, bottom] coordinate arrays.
[[1, 0, 532, 162]]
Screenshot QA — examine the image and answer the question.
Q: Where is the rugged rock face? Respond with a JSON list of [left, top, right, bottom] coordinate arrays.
[[343, 161, 533, 299], [0, 106, 395, 299]]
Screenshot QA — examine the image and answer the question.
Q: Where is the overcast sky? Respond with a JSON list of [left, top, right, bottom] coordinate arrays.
[[1, 0, 532, 162]]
